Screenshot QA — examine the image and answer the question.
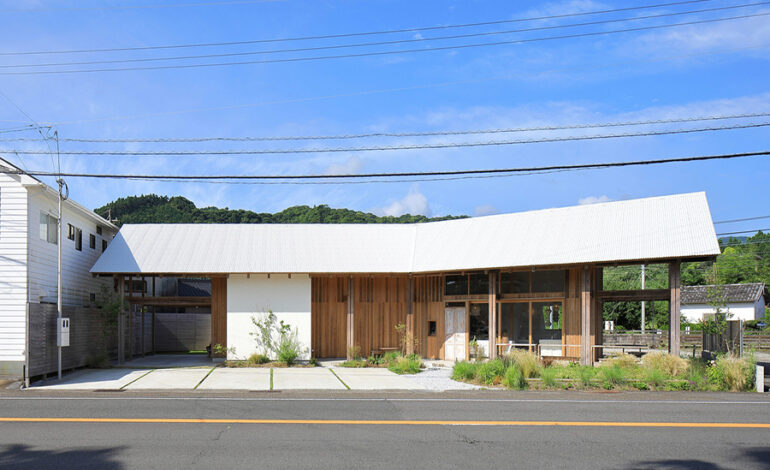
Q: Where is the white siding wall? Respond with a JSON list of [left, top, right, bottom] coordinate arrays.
[[27, 188, 117, 307], [0, 173, 28, 365], [682, 302, 762, 323], [226, 274, 311, 361]]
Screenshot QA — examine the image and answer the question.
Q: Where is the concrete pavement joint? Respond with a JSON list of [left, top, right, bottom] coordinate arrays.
[[329, 368, 350, 390], [269, 368, 273, 390], [193, 367, 216, 390], [119, 370, 155, 390]]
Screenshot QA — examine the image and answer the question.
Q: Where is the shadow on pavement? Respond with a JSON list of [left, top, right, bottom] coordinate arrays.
[[628, 446, 770, 470], [0, 443, 124, 469]]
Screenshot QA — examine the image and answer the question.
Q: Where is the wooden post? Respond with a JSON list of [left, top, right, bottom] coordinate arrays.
[[593, 268, 604, 362], [488, 271, 497, 359], [669, 260, 681, 357], [346, 277, 355, 360], [580, 266, 593, 366], [118, 276, 125, 364], [152, 277, 156, 354], [406, 276, 414, 355]]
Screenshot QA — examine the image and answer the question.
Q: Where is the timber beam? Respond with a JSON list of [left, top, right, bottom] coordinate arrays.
[[596, 289, 670, 302]]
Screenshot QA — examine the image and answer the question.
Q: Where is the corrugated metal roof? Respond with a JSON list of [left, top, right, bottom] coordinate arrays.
[[90, 192, 721, 275], [681, 283, 766, 304]]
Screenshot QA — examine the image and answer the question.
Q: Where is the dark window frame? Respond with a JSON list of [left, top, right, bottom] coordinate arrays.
[[89, 233, 96, 249]]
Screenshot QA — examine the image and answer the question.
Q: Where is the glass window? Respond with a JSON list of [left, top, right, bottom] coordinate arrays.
[[532, 302, 562, 342], [500, 271, 529, 294], [39, 212, 57, 244], [89, 234, 96, 249], [67, 224, 75, 240], [102, 239, 108, 252], [532, 270, 565, 293], [444, 274, 467, 296], [75, 228, 82, 251], [468, 273, 489, 295], [469, 303, 489, 341]]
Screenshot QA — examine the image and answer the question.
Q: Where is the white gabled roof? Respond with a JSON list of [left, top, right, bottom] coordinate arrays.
[[90, 192, 721, 275]]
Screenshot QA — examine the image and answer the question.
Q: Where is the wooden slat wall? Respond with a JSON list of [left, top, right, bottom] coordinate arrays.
[[210, 277, 227, 354], [413, 276, 444, 359], [564, 268, 581, 358], [353, 276, 409, 357], [154, 313, 211, 352], [310, 276, 348, 358]]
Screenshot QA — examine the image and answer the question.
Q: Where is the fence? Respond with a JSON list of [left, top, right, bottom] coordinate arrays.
[[28, 303, 117, 378]]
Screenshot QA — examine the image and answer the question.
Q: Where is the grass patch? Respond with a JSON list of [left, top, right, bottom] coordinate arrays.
[[451, 361, 479, 381], [540, 367, 557, 387], [387, 355, 422, 375], [476, 359, 506, 385], [502, 365, 528, 390], [641, 351, 689, 377]]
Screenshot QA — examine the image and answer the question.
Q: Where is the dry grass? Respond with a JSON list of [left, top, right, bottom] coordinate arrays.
[[606, 353, 638, 369], [641, 351, 689, 376], [503, 349, 542, 378], [711, 355, 752, 392]]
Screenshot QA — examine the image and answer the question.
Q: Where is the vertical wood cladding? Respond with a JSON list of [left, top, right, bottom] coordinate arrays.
[[210, 277, 227, 356]]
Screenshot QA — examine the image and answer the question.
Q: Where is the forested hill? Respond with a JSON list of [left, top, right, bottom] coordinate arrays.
[[94, 194, 467, 226]]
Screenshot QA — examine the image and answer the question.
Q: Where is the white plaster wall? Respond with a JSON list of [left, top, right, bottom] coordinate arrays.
[[682, 302, 761, 323], [226, 274, 311, 360]]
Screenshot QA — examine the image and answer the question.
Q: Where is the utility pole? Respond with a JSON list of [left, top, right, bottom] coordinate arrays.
[[56, 178, 66, 380], [641, 264, 646, 333]]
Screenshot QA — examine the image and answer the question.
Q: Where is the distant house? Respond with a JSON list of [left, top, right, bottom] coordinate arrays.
[[0, 158, 118, 379], [681, 283, 766, 323]]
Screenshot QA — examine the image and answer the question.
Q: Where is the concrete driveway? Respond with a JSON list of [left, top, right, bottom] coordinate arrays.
[[31, 366, 426, 391]]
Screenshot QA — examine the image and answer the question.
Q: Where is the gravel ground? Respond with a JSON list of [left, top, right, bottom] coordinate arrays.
[[403, 367, 480, 391]]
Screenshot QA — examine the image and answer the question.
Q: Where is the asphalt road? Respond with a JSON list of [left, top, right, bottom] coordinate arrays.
[[0, 390, 768, 469]]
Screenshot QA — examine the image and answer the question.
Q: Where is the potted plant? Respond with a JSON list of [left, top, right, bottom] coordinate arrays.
[[469, 336, 479, 359]]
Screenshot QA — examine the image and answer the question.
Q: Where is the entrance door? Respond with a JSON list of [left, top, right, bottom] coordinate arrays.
[[444, 307, 466, 361]]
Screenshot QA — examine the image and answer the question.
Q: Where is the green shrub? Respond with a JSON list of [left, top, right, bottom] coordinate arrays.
[[276, 329, 302, 365], [247, 353, 270, 365], [645, 368, 668, 389], [578, 366, 595, 387], [665, 379, 690, 391], [476, 359, 506, 385], [388, 355, 422, 375], [504, 350, 542, 378], [503, 365, 528, 390], [632, 382, 650, 390], [641, 351, 689, 376], [381, 351, 401, 364], [540, 367, 557, 388], [708, 355, 753, 391], [339, 359, 367, 368], [600, 364, 626, 389], [451, 361, 479, 381]]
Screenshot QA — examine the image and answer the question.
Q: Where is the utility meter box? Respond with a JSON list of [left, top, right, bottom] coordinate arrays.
[[57, 318, 70, 347]]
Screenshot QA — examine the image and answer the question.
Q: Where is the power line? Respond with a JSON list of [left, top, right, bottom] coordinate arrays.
[[716, 228, 770, 236], [4, 12, 768, 75], [714, 215, 770, 224], [4, 150, 768, 183], [4, 112, 768, 143], [3, 2, 761, 70], [0, 0, 711, 56], [1, 0, 284, 13], [5, 122, 769, 156], [38, 43, 769, 126]]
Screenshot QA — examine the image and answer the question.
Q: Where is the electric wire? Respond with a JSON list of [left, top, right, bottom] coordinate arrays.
[[3, 2, 763, 70], [5, 122, 768, 156], [713, 215, 770, 224], [716, 228, 770, 236], [3, 150, 768, 183], [3, 112, 768, 143], [1, 0, 284, 13], [3, 11, 768, 75], [0, 0, 711, 55]]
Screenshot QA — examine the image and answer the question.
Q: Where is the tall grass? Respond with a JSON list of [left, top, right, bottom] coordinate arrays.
[[578, 366, 595, 387], [708, 355, 753, 391], [641, 351, 689, 376], [476, 359, 506, 385], [504, 350, 541, 378], [607, 353, 638, 370], [451, 361, 479, 381], [600, 364, 626, 389], [387, 355, 422, 375], [540, 367, 557, 387], [645, 368, 668, 389], [503, 365, 528, 390]]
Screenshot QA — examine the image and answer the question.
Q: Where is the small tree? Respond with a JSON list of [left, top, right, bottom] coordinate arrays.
[[702, 281, 734, 354], [92, 285, 121, 366], [250, 310, 290, 357], [394, 322, 419, 355]]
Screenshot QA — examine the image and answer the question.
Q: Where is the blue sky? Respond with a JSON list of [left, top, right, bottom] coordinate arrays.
[[0, 0, 768, 234]]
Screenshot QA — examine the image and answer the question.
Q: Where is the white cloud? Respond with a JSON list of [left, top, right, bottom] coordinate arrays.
[[474, 204, 498, 216], [578, 195, 612, 205], [412, 33, 423, 40], [378, 185, 431, 217], [323, 156, 364, 175]]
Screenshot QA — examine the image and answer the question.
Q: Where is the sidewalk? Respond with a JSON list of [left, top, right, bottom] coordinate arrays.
[[30, 366, 430, 391]]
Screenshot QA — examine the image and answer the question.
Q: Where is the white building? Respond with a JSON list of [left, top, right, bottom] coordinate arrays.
[[681, 283, 766, 323], [0, 158, 118, 378]]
